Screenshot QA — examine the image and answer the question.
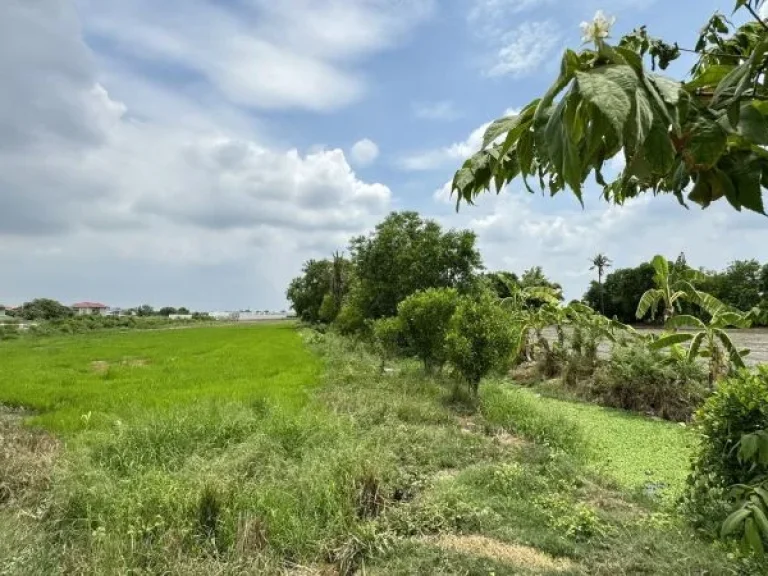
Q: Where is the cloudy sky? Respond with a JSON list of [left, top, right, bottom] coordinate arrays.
[[2, 0, 767, 311]]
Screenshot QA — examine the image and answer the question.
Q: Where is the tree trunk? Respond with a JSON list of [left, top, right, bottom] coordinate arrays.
[[598, 270, 605, 315]]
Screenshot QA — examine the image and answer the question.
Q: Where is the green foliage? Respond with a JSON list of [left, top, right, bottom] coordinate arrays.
[[651, 308, 751, 385], [318, 293, 340, 324], [584, 261, 656, 323], [286, 259, 334, 323], [453, 4, 768, 215], [371, 316, 403, 369], [15, 298, 73, 321], [590, 342, 707, 421], [397, 288, 458, 372], [445, 295, 518, 394], [350, 212, 482, 319], [685, 367, 768, 536]]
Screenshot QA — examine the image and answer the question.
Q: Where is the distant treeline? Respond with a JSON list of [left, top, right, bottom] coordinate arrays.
[[583, 254, 768, 325], [1, 299, 202, 321]]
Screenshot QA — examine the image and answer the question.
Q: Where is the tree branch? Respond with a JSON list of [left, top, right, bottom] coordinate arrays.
[[744, 2, 768, 32]]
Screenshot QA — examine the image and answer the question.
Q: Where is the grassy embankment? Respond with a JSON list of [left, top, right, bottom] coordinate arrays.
[[0, 324, 759, 574]]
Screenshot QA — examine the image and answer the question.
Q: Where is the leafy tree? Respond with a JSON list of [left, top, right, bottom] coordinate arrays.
[[584, 262, 656, 323], [286, 259, 333, 323], [177, 307, 190, 315], [136, 304, 155, 317], [158, 307, 178, 317], [18, 298, 73, 321], [761, 263, 768, 296], [350, 212, 482, 319], [590, 253, 612, 314], [397, 288, 459, 372], [446, 294, 517, 395], [371, 316, 404, 372], [481, 271, 520, 299], [701, 260, 763, 312], [453, 2, 768, 215]]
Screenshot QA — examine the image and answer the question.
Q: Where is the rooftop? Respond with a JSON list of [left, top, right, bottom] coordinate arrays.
[[72, 302, 109, 309]]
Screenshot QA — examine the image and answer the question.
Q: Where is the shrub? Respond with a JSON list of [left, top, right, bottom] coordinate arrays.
[[318, 293, 339, 324], [371, 317, 403, 370], [445, 295, 517, 395], [589, 343, 708, 422], [397, 288, 458, 373], [334, 299, 367, 336]]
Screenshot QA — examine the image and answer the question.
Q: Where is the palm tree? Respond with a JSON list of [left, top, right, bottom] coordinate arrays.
[[590, 253, 612, 315]]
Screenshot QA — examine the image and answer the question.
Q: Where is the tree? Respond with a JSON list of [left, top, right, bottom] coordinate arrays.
[[177, 307, 190, 315], [590, 253, 612, 315], [446, 294, 517, 395], [704, 260, 763, 312], [350, 212, 482, 319], [397, 288, 459, 372], [481, 271, 520, 299], [158, 307, 177, 317], [136, 304, 155, 317], [17, 298, 73, 321], [584, 262, 656, 323], [453, 3, 768, 216], [286, 259, 333, 323]]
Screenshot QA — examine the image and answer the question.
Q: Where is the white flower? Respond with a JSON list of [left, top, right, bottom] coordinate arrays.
[[580, 10, 616, 44]]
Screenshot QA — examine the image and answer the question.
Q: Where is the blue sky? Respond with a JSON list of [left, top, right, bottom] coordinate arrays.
[[1, 0, 767, 310]]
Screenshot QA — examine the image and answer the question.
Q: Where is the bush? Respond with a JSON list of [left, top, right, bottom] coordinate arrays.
[[445, 295, 517, 395], [318, 293, 339, 324], [371, 317, 403, 370], [334, 299, 367, 336], [589, 343, 708, 422], [684, 367, 768, 534], [397, 288, 458, 372]]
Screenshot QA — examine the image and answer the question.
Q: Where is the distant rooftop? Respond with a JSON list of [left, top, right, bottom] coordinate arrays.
[[72, 302, 109, 309]]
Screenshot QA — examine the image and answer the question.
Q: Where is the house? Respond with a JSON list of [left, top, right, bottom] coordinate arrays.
[[72, 302, 110, 316], [168, 314, 193, 320]]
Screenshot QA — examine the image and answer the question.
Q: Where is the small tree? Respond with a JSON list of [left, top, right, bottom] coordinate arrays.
[[371, 316, 403, 372], [397, 288, 459, 372], [446, 294, 517, 395]]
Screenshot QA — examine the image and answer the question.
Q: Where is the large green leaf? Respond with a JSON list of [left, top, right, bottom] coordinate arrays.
[[483, 115, 522, 150], [643, 119, 675, 174], [689, 289, 733, 317], [722, 507, 751, 537], [685, 64, 736, 90], [688, 331, 707, 361], [650, 332, 695, 349], [575, 65, 638, 138], [665, 314, 706, 330], [650, 255, 669, 279], [628, 88, 654, 153], [714, 328, 747, 369], [636, 288, 662, 319], [712, 61, 750, 105], [685, 116, 728, 169], [649, 74, 682, 106], [544, 91, 583, 198], [737, 103, 768, 145]]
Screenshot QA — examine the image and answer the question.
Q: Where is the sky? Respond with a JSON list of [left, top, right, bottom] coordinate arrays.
[[2, 0, 768, 311]]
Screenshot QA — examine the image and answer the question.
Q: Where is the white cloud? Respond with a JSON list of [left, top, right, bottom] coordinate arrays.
[[79, 0, 435, 111], [399, 108, 519, 171], [350, 138, 380, 166], [469, 0, 555, 37], [486, 21, 562, 78], [412, 100, 461, 121], [761, 1, 768, 19], [0, 1, 394, 310]]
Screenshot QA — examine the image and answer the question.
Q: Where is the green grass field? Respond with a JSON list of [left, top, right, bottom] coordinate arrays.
[[0, 325, 760, 575], [0, 323, 320, 432]]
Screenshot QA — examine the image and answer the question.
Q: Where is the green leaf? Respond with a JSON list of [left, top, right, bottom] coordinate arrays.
[[714, 328, 747, 369], [636, 288, 662, 319], [650, 333, 695, 350], [729, 155, 766, 215], [575, 65, 638, 138], [517, 129, 535, 175], [745, 517, 765, 558], [722, 507, 751, 537], [689, 331, 706, 361], [545, 91, 583, 199], [665, 314, 706, 330], [740, 433, 760, 462], [686, 116, 728, 169], [650, 254, 669, 279], [629, 89, 655, 152], [484, 115, 522, 150], [737, 103, 768, 145], [643, 120, 676, 174], [713, 62, 750, 105], [686, 65, 737, 90], [649, 74, 682, 105], [688, 173, 715, 207], [689, 288, 733, 317]]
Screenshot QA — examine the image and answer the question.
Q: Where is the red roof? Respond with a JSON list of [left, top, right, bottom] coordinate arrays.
[[72, 302, 109, 309]]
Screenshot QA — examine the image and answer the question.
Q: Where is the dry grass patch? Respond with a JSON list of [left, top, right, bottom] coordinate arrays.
[[90, 357, 150, 373], [0, 408, 60, 509], [421, 534, 575, 573]]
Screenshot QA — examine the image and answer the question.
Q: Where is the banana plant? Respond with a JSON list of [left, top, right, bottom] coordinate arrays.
[[567, 302, 634, 366], [650, 310, 751, 386], [636, 255, 705, 323]]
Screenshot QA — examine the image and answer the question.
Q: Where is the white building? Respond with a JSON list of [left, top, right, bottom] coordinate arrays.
[[72, 302, 110, 316]]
